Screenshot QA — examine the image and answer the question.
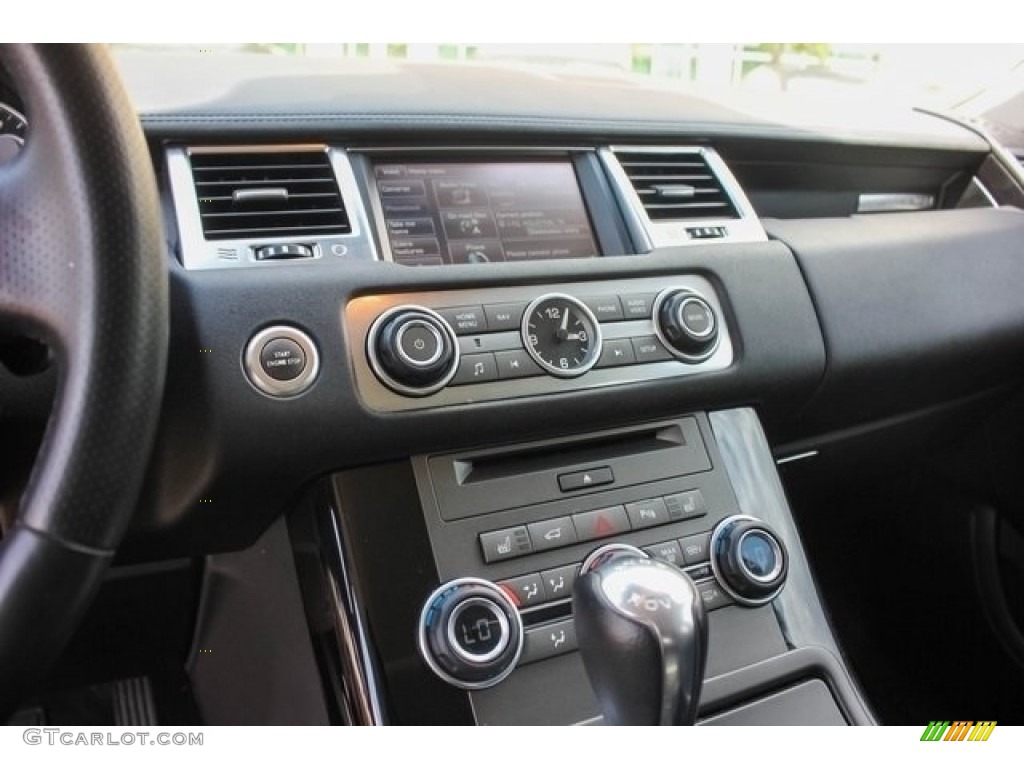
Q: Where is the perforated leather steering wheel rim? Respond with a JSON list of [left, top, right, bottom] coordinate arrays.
[[0, 44, 168, 716]]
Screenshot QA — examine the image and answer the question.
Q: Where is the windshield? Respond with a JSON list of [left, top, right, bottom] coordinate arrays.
[[113, 43, 1024, 114]]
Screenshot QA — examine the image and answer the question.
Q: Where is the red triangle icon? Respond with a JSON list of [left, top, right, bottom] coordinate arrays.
[[594, 515, 614, 537]]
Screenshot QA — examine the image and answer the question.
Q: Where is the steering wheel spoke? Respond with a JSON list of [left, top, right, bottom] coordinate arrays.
[[0, 150, 83, 342]]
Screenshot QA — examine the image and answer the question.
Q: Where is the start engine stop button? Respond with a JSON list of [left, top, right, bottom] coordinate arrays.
[[260, 337, 307, 381], [244, 325, 320, 397]]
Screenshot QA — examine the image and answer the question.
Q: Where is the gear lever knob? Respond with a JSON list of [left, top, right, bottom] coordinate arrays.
[[574, 554, 708, 725]]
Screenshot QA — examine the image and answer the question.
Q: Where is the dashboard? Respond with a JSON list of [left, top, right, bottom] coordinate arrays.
[[5, 53, 1024, 726]]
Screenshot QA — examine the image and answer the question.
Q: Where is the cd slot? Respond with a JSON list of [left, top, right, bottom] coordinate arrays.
[[426, 416, 711, 521], [456, 424, 684, 486]]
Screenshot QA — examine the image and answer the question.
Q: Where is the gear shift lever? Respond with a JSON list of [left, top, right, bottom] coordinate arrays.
[[574, 552, 708, 725]]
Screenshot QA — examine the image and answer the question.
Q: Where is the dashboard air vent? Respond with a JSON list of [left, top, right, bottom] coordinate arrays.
[[189, 150, 352, 240], [616, 150, 739, 221]]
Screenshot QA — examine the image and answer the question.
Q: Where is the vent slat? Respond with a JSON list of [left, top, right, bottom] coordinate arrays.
[[195, 177, 336, 186], [617, 150, 739, 221], [619, 161, 705, 168], [203, 224, 348, 238], [636, 188, 722, 196], [189, 150, 351, 240], [193, 163, 327, 172], [201, 208, 344, 219], [626, 174, 715, 182]]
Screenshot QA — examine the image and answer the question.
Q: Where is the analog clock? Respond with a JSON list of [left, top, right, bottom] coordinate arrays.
[[521, 294, 602, 377]]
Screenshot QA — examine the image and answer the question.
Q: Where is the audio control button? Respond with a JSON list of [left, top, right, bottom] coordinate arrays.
[[679, 297, 715, 337], [495, 349, 543, 380], [451, 352, 498, 385], [654, 288, 721, 362], [368, 306, 459, 396], [397, 321, 443, 366], [596, 338, 637, 368], [620, 293, 657, 319]]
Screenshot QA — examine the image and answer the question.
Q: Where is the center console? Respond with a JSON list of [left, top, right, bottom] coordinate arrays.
[[309, 407, 874, 725], [229, 143, 873, 726]]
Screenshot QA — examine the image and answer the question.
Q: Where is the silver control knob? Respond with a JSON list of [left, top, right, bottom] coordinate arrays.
[[654, 288, 720, 362], [710, 515, 788, 606], [417, 577, 523, 690], [368, 305, 459, 397]]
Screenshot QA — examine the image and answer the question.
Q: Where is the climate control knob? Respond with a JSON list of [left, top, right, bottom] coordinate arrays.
[[368, 306, 459, 396], [418, 577, 524, 690], [654, 289, 720, 361], [710, 515, 788, 606]]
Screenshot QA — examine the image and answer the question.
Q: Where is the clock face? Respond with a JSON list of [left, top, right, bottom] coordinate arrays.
[[521, 294, 602, 377]]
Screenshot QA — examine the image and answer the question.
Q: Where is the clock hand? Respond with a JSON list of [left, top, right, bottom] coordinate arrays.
[[555, 305, 571, 340]]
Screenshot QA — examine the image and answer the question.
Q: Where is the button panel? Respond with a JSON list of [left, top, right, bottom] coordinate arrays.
[[347, 275, 734, 413], [495, 526, 732, 618], [478, 488, 707, 562]]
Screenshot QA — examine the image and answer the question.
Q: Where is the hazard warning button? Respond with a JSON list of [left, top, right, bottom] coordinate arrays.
[[572, 505, 631, 543]]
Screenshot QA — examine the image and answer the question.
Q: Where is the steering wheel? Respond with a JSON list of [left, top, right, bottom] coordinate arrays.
[[0, 45, 168, 716]]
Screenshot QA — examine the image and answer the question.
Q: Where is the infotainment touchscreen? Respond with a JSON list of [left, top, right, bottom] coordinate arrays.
[[373, 160, 600, 266]]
